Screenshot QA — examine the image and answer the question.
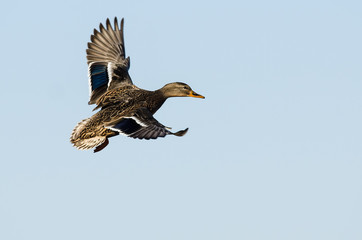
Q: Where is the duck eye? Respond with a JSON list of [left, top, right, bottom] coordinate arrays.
[[183, 86, 188, 90]]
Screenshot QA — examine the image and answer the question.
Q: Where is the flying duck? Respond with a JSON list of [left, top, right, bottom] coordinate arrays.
[[70, 18, 204, 152]]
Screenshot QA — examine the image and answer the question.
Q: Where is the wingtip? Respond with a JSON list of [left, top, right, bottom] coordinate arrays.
[[173, 128, 189, 137], [106, 18, 111, 30], [99, 22, 106, 32], [114, 17, 118, 28], [93, 28, 99, 36]]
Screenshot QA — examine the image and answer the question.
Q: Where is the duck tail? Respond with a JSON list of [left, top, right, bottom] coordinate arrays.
[[70, 117, 107, 151]]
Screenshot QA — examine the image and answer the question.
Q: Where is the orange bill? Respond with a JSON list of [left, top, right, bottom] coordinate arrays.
[[188, 91, 205, 99]]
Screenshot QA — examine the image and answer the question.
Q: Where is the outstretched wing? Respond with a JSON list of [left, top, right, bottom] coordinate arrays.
[[105, 108, 188, 140], [87, 17, 133, 105]]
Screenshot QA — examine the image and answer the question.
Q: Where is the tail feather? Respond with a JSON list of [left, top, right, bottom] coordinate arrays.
[[70, 118, 106, 150]]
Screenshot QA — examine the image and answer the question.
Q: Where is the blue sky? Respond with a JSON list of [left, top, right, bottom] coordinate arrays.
[[1, 0, 362, 239]]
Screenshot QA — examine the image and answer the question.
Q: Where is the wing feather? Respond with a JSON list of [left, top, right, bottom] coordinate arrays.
[[104, 108, 187, 140], [87, 18, 133, 105]]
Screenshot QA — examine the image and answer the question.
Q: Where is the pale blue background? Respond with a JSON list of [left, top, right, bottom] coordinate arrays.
[[1, 0, 362, 239]]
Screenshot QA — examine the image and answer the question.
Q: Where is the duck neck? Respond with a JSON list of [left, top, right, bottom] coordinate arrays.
[[147, 89, 168, 114], [155, 87, 172, 99]]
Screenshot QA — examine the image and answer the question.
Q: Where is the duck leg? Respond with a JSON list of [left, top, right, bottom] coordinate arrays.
[[94, 138, 109, 153]]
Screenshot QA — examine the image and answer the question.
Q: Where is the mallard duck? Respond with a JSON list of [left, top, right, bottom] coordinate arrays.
[[70, 18, 204, 152]]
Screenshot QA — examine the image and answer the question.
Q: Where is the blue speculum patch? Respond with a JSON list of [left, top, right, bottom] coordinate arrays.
[[90, 64, 108, 91], [113, 118, 141, 134]]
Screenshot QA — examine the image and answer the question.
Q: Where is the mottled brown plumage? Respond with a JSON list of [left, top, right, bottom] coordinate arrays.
[[70, 18, 204, 152]]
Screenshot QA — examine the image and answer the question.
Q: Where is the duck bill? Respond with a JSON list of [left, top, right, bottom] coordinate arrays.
[[188, 91, 205, 99]]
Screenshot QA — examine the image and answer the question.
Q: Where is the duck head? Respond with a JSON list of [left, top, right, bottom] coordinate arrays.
[[160, 82, 205, 99]]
